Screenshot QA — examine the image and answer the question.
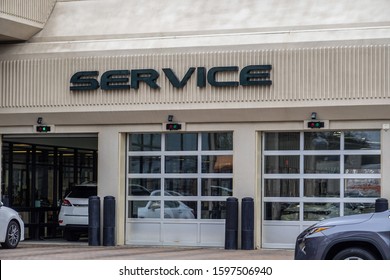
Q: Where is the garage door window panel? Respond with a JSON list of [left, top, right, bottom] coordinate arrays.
[[304, 132, 341, 150], [304, 179, 340, 197], [129, 156, 161, 173], [129, 134, 161, 151], [201, 178, 233, 196], [264, 179, 299, 197], [344, 131, 380, 150], [265, 202, 300, 221], [265, 155, 300, 174], [264, 132, 300, 150], [165, 178, 197, 196]]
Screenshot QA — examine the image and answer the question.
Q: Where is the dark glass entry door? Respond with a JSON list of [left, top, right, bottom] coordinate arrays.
[[1, 140, 97, 240]]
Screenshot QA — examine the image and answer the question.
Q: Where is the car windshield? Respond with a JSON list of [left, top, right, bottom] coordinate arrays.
[[68, 186, 97, 198]]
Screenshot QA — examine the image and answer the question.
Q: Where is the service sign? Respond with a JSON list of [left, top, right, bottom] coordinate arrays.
[[70, 65, 272, 91]]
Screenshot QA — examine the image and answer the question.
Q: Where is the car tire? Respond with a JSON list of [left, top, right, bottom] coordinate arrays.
[[333, 247, 377, 260], [64, 230, 80, 241], [1, 220, 21, 249]]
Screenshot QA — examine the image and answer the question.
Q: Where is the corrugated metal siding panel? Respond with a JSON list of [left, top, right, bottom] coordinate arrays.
[[0, 0, 56, 24], [0, 45, 389, 109]]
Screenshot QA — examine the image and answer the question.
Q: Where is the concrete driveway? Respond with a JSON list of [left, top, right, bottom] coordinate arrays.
[[0, 240, 294, 260]]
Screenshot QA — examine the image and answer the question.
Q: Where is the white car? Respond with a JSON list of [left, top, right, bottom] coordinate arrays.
[[138, 190, 195, 219], [0, 201, 24, 249], [58, 182, 97, 241]]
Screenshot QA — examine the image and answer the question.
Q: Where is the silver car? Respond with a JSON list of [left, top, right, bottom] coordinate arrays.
[[137, 190, 195, 219], [0, 201, 24, 249], [295, 209, 390, 260]]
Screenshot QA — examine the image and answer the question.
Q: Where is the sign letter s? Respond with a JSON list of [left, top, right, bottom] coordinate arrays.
[[70, 71, 99, 91]]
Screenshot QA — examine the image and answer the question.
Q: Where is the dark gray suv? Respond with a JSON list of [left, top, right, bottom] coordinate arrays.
[[295, 210, 390, 260]]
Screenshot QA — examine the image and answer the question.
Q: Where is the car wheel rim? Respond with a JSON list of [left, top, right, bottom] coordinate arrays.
[[344, 256, 364, 260], [8, 223, 20, 246]]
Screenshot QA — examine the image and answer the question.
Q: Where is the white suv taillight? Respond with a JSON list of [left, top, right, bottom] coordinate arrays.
[[62, 199, 72, 206]]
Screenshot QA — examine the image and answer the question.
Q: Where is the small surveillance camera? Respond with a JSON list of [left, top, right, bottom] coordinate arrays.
[[37, 117, 43, 124]]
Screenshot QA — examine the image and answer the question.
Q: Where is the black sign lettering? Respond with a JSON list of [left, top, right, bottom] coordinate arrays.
[[163, 68, 195, 88], [101, 70, 130, 90], [130, 69, 160, 89], [70, 65, 272, 91], [207, 66, 239, 87], [196, 67, 207, 88], [240, 65, 272, 86], [70, 71, 99, 91]]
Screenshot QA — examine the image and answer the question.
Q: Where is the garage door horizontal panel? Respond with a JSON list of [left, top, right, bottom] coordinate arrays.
[[200, 223, 224, 245], [262, 224, 300, 249], [126, 222, 161, 242], [162, 223, 197, 244]]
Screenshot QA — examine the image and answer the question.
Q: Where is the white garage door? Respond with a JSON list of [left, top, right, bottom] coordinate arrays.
[[262, 130, 381, 248], [126, 132, 233, 246]]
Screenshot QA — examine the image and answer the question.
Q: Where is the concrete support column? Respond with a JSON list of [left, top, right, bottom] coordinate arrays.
[[233, 125, 257, 248], [381, 128, 390, 201], [97, 128, 126, 245]]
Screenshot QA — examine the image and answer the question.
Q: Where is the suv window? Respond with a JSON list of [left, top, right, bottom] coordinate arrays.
[[68, 187, 97, 198]]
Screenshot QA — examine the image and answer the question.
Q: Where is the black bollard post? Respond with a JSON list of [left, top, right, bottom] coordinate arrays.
[[103, 196, 116, 246], [375, 198, 388, 212], [225, 197, 238, 250], [241, 197, 254, 250], [88, 196, 100, 246]]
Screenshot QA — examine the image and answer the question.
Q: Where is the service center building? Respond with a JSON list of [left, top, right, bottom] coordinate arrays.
[[1, 0, 390, 248]]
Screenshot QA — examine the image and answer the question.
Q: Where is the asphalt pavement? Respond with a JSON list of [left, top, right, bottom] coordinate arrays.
[[0, 240, 294, 260]]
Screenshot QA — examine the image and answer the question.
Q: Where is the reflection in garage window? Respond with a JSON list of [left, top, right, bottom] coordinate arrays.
[[128, 178, 160, 196], [304, 155, 340, 173], [164, 201, 197, 219], [304, 179, 340, 197], [201, 201, 226, 219], [264, 202, 299, 221], [264, 155, 300, 174], [304, 132, 341, 150], [344, 179, 380, 197], [129, 134, 161, 151], [201, 155, 233, 173], [264, 179, 299, 197], [303, 203, 339, 221], [344, 155, 381, 174], [165, 156, 198, 173], [202, 132, 233, 150], [344, 202, 375, 216], [166, 133, 197, 151], [165, 178, 197, 196], [128, 200, 149, 218], [129, 156, 161, 173], [201, 178, 232, 196], [344, 131, 380, 150], [264, 132, 300, 150]]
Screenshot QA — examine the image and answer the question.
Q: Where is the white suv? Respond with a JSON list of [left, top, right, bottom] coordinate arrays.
[[58, 182, 97, 241]]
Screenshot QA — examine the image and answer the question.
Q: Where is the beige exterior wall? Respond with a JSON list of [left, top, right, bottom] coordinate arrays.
[[0, 44, 389, 115], [0, 0, 56, 24], [0, 0, 56, 41]]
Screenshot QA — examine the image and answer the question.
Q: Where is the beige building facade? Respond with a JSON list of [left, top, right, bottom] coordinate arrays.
[[1, 0, 390, 248]]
